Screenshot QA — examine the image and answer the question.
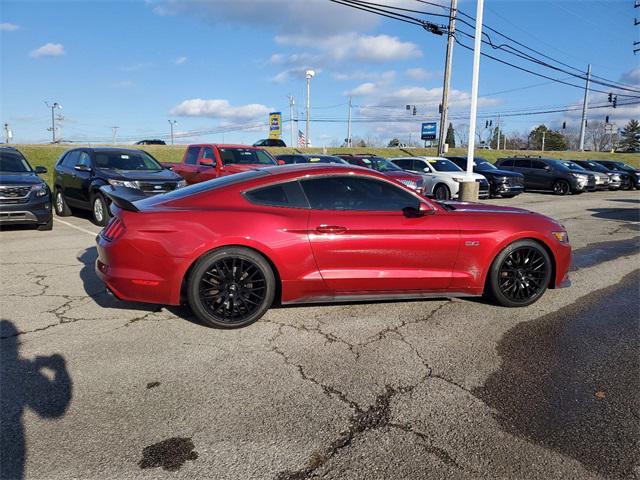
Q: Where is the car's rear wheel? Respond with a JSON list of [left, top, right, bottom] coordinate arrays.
[[92, 193, 109, 226], [187, 247, 276, 328], [434, 184, 451, 200], [54, 188, 71, 216], [488, 240, 552, 307], [553, 180, 570, 195]]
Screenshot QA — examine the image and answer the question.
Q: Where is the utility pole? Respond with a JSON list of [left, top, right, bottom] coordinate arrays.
[[541, 130, 546, 152], [437, 0, 458, 156], [347, 97, 352, 147], [496, 115, 501, 150], [45, 101, 62, 143], [111, 126, 119, 145], [168, 120, 177, 145], [460, 0, 484, 202], [578, 64, 591, 151], [305, 69, 315, 148], [287, 95, 295, 148]]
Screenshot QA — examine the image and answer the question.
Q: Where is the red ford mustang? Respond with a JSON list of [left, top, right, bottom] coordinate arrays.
[[96, 164, 571, 328]]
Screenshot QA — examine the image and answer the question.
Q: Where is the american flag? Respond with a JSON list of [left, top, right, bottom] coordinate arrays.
[[298, 130, 306, 148]]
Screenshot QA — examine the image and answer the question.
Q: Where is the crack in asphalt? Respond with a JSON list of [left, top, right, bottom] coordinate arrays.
[[387, 422, 462, 470]]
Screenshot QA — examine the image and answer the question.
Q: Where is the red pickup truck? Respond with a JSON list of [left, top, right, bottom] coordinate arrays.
[[164, 144, 277, 185]]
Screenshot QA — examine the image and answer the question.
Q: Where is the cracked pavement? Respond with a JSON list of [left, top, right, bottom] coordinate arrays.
[[0, 192, 638, 479]]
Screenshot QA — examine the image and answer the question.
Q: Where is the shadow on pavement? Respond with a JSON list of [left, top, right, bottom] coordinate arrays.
[[0, 320, 73, 480], [588, 207, 640, 226], [474, 271, 640, 478]]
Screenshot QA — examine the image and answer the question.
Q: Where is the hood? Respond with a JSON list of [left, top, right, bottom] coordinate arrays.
[[478, 168, 523, 178], [439, 200, 531, 215], [96, 168, 182, 182], [221, 163, 274, 175], [436, 171, 487, 181], [0, 172, 45, 186], [382, 170, 422, 181]]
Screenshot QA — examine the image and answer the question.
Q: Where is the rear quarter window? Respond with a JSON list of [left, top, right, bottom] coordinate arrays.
[[244, 181, 309, 208]]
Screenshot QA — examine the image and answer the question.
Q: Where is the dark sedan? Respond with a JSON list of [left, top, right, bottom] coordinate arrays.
[[446, 156, 524, 198], [595, 160, 640, 190]]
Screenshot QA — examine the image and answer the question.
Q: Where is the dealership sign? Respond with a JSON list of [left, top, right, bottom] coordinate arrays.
[[421, 122, 437, 141], [269, 112, 282, 139]]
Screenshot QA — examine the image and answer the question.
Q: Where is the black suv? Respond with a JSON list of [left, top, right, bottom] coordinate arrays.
[[253, 139, 286, 147], [594, 160, 640, 190], [0, 146, 52, 230], [495, 157, 596, 195], [275, 154, 348, 164], [446, 156, 524, 198], [53, 148, 186, 225], [573, 160, 626, 190]]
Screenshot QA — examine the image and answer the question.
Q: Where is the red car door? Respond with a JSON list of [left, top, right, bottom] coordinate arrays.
[[177, 146, 202, 184], [194, 146, 219, 183], [301, 176, 460, 293]]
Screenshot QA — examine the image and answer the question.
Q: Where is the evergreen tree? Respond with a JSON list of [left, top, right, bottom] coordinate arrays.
[[619, 119, 640, 151], [445, 123, 456, 148], [528, 125, 567, 151]]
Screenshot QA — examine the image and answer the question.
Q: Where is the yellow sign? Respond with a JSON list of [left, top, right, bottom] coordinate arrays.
[[268, 112, 282, 139]]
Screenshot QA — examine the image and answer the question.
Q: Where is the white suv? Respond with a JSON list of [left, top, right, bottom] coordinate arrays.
[[390, 156, 490, 200]]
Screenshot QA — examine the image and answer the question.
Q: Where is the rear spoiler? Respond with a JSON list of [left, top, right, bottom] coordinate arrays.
[[100, 185, 146, 212]]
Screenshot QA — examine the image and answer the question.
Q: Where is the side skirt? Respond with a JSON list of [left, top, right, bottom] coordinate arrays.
[[282, 291, 479, 305]]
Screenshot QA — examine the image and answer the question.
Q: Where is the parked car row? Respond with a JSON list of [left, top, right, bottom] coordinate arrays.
[[1, 143, 638, 231]]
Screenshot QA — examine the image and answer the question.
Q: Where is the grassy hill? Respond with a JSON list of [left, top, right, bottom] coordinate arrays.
[[11, 144, 640, 187]]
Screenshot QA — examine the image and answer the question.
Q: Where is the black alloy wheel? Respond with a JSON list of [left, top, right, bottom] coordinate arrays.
[[552, 180, 570, 195], [488, 240, 552, 307], [188, 247, 275, 328], [434, 184, 451, 200]]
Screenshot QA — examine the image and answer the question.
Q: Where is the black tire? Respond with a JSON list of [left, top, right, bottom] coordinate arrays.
[[91, 193, 110, 226], [187, 247, 276, 328], [433, 184, 451, 201], [500, 194, 517, 199], [488, 240, 552, 308], [552, 180, 570, 196], [54, 188, 72, 216], [37, 217, 53, 231]]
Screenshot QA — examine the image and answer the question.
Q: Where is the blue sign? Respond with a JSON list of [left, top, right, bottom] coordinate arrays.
[[421, 122, 437, 140]]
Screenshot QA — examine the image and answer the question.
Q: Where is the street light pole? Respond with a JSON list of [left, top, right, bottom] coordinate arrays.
[[45, 102, 62, 143], [111, 126, 119, 145], [347, 96, 352, 148], [460, 0, 484, 201], [305, 69, 315, 148], [438, 0, 458, 156], [288, 95, 295, 148], [168, 120, 177, 145], [578, 64, 591, 151]]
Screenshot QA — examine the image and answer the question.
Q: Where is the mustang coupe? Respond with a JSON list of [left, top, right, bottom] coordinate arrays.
[[96, 165, 571, 328]]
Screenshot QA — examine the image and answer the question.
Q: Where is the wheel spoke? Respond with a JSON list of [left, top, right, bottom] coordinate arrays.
[[498, 246, 548, 303]]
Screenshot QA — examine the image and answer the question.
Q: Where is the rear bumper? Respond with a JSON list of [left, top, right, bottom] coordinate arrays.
[[0, 196, 52, 225]]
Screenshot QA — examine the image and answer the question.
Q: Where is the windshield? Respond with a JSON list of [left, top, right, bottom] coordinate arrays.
[[219, 148, 276, 165], [359, 156, 402, 172], [581, 161, 608, 173], [95, 150, 162, 171], [428, 159, 463, 172], [559, 161, 586, 172], [474, 159, 497, 171], [0, 151, 32, 173], [611, 162, 636, 172], [304, 155, 347, 164]]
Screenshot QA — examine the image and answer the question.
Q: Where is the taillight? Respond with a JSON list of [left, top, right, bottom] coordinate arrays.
[[101, 217, 125, 241]]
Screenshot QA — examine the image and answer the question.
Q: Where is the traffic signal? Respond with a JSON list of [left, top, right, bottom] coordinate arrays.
[[612, 96, 617, 108], [412, 106, 417, 116], [608, 93, 613, 102], [605, 116, 610, 123], [438, 104, 443, 114], [562, 121, 566, 129]]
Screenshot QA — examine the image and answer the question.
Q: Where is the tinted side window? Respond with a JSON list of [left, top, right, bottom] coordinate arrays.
[[184, 147, 200, 165], [244, 181, 308, 208], [414, 160, 429, 171], [62, 151, 80, 167], [499, 159, 514, 167], [514, 159, 531, 168], [530, 160, 547, 170], [201, 147, 215, 162], [301, 176, 420, 211], [77, 152, 92, 167], [393, 159, 411, 170]]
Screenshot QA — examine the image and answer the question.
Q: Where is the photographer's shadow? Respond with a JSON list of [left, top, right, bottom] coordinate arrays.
[[0, 320, 73, 480]]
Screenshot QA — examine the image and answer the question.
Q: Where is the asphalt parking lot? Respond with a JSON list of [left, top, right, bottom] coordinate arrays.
[[1, 192, 639, 480]]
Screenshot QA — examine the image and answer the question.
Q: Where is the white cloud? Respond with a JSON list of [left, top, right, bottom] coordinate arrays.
[[174, 56, 187, 65], [333, 70, 396, 82], [169, 99, 272, 121], [619, 68, 640, 86], [29, 43, 64, 58], [345, 82, 377, 97], [0, 23, 20, 32], [405, 67, 435, 81]]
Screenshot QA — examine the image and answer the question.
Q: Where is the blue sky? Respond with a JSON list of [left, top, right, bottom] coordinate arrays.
[[1, 0, 638, 145]]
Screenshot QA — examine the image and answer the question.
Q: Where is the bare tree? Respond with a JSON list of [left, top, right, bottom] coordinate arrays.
[[454, 123, 469, 147], [586, 121, 609, 151]]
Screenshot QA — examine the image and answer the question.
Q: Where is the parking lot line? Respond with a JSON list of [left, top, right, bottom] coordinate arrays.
[[53, 218, 99, 237]]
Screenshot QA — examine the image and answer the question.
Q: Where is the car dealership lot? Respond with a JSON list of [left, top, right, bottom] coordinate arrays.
[[1, 192, 638, 479]]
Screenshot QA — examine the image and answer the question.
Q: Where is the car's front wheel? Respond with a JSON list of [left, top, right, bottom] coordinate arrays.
[[54, 188, 71, 216], [91, 193, 109, 226], [488, 240, 552, 307], [187, 247, 276, 328], [433, 184, 451, 200], [552, 180, 570, 195]]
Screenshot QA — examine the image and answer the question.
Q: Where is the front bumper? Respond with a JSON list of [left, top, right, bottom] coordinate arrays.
[[491, 183, 524, 197], [0, 195, 52, 225]]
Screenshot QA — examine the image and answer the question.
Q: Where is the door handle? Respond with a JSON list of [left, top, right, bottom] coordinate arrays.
[[316, 225, 347, 234]]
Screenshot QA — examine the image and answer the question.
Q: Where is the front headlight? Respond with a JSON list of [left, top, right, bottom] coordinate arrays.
[[176, 179, 187, 189], [31, 183, 48, 197], [552, 231, 570, 243], [108, 179, 140, 189], [452, 177, 465, 183], [609, 173, 620, 181]]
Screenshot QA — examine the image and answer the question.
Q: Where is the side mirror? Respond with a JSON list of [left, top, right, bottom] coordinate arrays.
[[544, 165, 551, 171], [403, 205, 429, 218], [277, 159, 285, 166], [35, 166, 47, 174], [200, 160, 215, 168], [74, 164, 91, 172]]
